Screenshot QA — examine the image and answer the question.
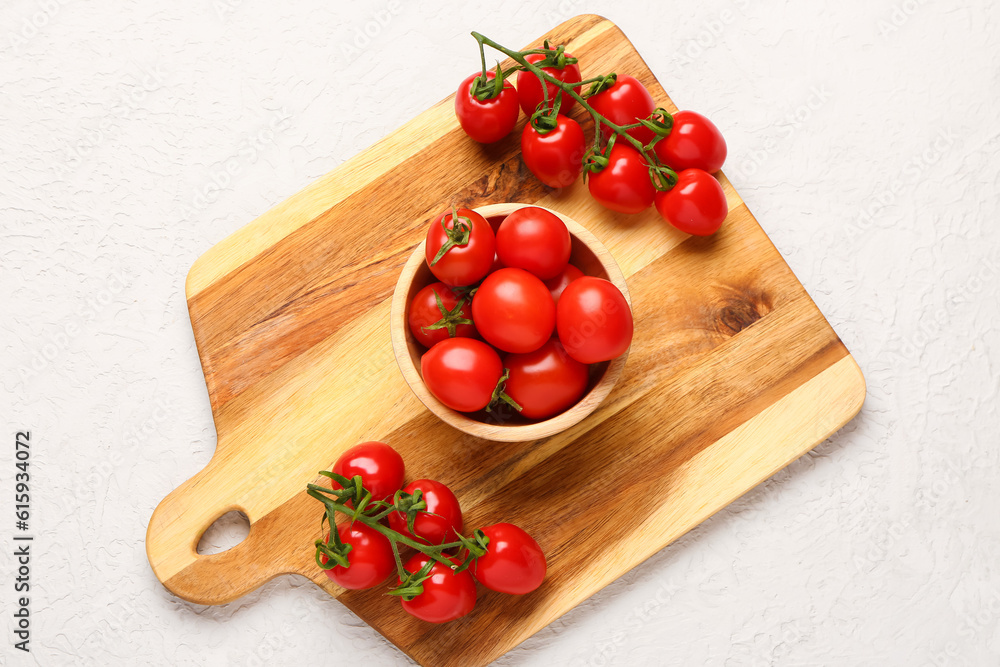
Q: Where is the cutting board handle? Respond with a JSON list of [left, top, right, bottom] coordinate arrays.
[[145, 460, 291, 605]]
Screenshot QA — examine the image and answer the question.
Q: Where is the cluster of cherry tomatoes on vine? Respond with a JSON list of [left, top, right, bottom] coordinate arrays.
[[308, 441, 545, 623], [412, 204, 633, 420], [454, 32, 729, 236]]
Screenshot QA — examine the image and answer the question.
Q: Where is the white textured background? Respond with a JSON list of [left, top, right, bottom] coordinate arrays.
[[2, 0, 999, 664]]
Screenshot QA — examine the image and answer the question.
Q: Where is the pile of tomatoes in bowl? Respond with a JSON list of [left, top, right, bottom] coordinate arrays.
[[394, 203, 633, 436]]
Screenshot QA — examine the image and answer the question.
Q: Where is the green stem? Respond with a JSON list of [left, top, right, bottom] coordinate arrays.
[[310, 491, 459, 570], [389, 537, 404, 580], [477, 37, 488, 85], [471, 31, 676, 184]]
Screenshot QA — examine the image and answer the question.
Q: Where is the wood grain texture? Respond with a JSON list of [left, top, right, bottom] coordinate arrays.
[[146, 14, 866, 667]]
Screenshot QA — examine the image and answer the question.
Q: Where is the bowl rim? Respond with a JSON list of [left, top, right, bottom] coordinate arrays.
[[389, 202, 631, 442]]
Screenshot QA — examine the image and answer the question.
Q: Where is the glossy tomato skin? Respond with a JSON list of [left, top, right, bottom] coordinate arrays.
[[556, 277, 633, 364], [472, 523, 546, 595], [496, 206, 571, 280], [504, 339, 589, 420], [521, 114, 586, 188], [587, 75, 656, 144], [654, 168, 728, 236], [400, 554, 477, 623], [587, 143, 656, 215], [455, 71, 519, 144], [408, 282, 477, 348], [471, 268, 556, 354], [516, 52, 582, 114], [421, 337, 503, 412], [543, 263, 584, 304], [322, 523, 395, 590], [425, 207, 496, 287], [654, 110, 727, 173], [388, 479, 463, 545], [331, 442, 405, 504]]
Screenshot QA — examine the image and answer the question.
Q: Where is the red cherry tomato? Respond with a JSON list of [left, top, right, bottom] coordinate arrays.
[[587, 75, 656, 144], [495, 206, 571, 280], [425, 207, 496, 287], [408, 282, 477, 348], [587, 143, 656, 214], [654, 110, 727, 173], [543, 263, 583, 304], [556, 277, 633, 364], [321, 523, 395, 590], [504, 339, 589, 420], [421, 337, 503, 412], [471, 268, 555, 354], [516, 52, 582, 114], [330, 442, 405, 505], [521, 114, 586, 188], [654, 168, 728, 236], [472, 523, 546, 595], [388, 479, 463, 545], [455, 71, 519, 144], [400, 554, 477, 623]]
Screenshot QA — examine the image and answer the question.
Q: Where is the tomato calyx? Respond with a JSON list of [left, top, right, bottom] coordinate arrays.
[[458, 529, 490, 558], [638, 107, 675, 143], [421, 290, 473, 338], [450, 529, 490, 573], [486, 368, 523, 414], [387, 557, 437, 601], [315, 524, 352, 570], [392, 488, 432, 537], [648, 164, 679, 191], [523, 40, 579, 69], [582, 134, 614, 175], [319, 470, 374, 519], [471, 62, 509, 101], [585, 71, 617, 97], [430, 205, 473, 266], [528, 106, 560, 134], [527, 83, 565, 134]]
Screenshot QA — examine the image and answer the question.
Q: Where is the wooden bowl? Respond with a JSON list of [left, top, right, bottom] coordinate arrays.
[[390, 203, 631, 442]]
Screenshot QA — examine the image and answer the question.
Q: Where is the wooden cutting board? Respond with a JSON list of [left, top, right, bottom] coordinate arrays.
[[146, 14, 865, 667]]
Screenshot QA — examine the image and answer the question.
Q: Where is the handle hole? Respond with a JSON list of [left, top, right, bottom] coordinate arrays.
[[197, 510, 250, 555]]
